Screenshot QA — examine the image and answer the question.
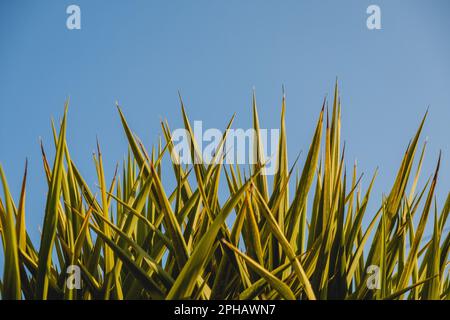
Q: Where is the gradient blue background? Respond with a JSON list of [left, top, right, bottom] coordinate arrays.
[[0, 1, 449, 264]]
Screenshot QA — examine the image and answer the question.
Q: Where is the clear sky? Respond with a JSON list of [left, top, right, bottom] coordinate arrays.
[[0, 0, 449, 261]]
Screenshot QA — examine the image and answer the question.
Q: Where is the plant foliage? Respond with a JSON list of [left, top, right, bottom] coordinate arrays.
[[0, 83, 448, 300]]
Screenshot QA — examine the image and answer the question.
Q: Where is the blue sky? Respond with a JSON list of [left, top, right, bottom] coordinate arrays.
[[0, 1, 449, 257]]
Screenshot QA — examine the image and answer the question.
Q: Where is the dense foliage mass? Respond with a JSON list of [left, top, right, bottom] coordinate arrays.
[[0, 85, 448, 300]]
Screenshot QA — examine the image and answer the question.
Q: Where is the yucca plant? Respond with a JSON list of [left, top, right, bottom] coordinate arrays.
[[0, 83, 448, 300]]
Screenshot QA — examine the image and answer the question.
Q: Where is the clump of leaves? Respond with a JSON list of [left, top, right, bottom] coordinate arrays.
[[0, 83, 448, 300]]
